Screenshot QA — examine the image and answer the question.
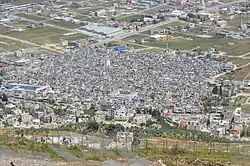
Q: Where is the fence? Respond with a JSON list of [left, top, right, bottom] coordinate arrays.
[[1, 129, 250, 160], [140, 137, 250, 157]]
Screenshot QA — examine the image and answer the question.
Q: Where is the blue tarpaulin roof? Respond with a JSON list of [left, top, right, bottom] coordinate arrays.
[[114, 46, 130, 51]]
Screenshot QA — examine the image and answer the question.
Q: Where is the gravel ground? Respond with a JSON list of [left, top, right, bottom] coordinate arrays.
[[0, 148, 100, 166]]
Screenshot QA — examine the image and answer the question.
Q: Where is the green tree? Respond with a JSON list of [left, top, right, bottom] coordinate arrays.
[[212, 86, 218, 95], [219, 86, 223, 96], [104, 124, 124, 136], [240, 129, 245, 137], [86, 121, 99, 132]]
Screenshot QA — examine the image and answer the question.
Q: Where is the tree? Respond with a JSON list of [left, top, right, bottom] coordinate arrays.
[[75, 116, 79, 123], [145, 119, 153, 127], [2, 93, 8, 103], [86, 121, 99, 132], [206, 118, 210, 127], [104, 124, 124, 136], [240, 129, 245, 137], [132, 137, 140, 146], [49, 116, 52, 123], [212, 86, 218, 95], [219, 86, 223, 96]]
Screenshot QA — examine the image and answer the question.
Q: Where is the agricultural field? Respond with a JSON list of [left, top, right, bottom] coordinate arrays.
[[156, 21, 187, 29], [2, 27, 69, 45], [223, 57, 250, 67], [0, 25, 11, 33], [11, 0, 46, 5], [74, 7, 101, 16], [44, 20, 82, 29], [0, 37, 32, 51], [222, 15, 248, 32], [16, 13, 47, 21], [116, 14, 144, 22], [125, 32, 250, 56], [241, 104, 250, 113], [226, 65, 250, 80], [141, 21, 187, 34], [60, 33, 89, 41]]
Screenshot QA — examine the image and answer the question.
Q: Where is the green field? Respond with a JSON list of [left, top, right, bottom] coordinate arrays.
[[137, 48, 164, 53], [75, 7, 101, 15], [241, 104, 250, 113], [44, 20, 82, 29], [60, 33, 89, 41], [125, 33, 250, 56], [0, 25, 10, 33], [3, 27, 68, 45], [223, 57, 250, 67], [141, 21, 187, 34], [157, 21, 186, 29], [12, 0, 46, 5], [16, 13, 46, 21], [116, 14, 143, 22], [0, 37, 31, 51]]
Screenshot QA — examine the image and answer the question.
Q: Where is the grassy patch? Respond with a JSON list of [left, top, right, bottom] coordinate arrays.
[[126, 33, 250, 55], [219, 39, 250, 56], [241, 104, 250, 113], [75, 7, 101, 15], [129, 44, 147, 50], [157, 21, 186, 29], [61, 33, 89, 41], [224, 58, 250, 67], [3, 27, 68, 45], [16, 13, 46, 21], [137, 142, 248, 165], [138, 48, 164, 53], [0, 37, 32, 51], [12, 0, 46, 5], [116, 14, 143, 22], [0, 25, 10, 33], [68, 146, 108, 161], [0, 135, 61, 159], [44, 20, 81, 29]]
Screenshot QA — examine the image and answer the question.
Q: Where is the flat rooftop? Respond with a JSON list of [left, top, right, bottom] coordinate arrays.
[[4, 83, 48, 92]]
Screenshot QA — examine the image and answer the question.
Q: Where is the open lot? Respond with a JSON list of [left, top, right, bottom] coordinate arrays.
[[60, 33, 89, 41], [241, 104, 250, 113], [223, 57, 250, 67], [74, 7, 101, 16], [12, 0, 46, 5], [0, 37, 32, 51], [116, 14, 143, 22], [44, 20, 82, 29], [0, 25, 11, 33], [141, 21, 187, 34], [16, 13, 47, 21], [156, 21, 187, 29], [125, 33, 250, 56], [2, 27, 68, 45], [229, 65, 250, 80]]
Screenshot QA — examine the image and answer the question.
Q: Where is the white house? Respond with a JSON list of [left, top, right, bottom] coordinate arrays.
[[114, 107, 130, 121]]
